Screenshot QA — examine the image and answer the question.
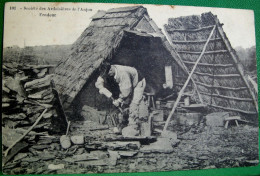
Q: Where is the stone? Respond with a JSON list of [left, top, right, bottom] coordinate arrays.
[[108, 150, 120, 166], [205, 112, 229, 127], [122, 125, 139, 137], [48, 164, 65, 170], [21, 157, 40, 162], [103, 141, 141, 150], [13, 153, 28, 162], [71, 135, 84, 145], [60, 135, 71, 149], [118, 151, 138, 157], [140, 138, 175, 153]]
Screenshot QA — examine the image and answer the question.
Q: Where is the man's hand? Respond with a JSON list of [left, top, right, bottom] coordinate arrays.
[[113, 98, 123, 107]]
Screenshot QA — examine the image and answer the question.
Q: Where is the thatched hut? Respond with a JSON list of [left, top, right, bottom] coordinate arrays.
[[164, 12, 258, 118], [54, 6, 188, 117]]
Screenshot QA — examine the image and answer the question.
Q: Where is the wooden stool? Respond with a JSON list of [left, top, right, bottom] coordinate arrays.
[[144, 92, 155, 109], [224, 116, 241, 128]]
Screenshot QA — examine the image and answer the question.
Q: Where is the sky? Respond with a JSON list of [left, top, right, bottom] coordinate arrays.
[[3, 2, 256, 49]]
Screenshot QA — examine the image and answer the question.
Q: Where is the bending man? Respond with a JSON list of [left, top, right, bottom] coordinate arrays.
[[95, 63, 146, 135]]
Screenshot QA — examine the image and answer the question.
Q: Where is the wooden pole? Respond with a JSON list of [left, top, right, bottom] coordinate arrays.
[[4, 108, 48, 157], [163, 25, 216, 132]]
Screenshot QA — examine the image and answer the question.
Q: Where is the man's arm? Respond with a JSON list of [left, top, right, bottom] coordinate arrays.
[[95, 76, 112, 99]]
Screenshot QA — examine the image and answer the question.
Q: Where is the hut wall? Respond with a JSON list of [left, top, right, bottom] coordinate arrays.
[[165, 12, 257, 117]]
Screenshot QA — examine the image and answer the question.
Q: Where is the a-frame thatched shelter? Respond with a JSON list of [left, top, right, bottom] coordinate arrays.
[[164, 12, 258, 116], [54, 6, 188, 113]]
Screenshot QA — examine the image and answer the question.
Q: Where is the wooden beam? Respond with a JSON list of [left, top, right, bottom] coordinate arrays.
[[4, 109, 48, 157], [163, 25, 216, 132], [195, 81, 248, 91], [194, 71, 240, 78], [182, 60, 233, 67], [166, 25, 215, 32], [206, 103, 257, 114], [214, 17, 258, 112], [247, 75, 258, 94], [200, 91, 253, 102], [178, 50, 228, 55], [172, 38, 222, 44]]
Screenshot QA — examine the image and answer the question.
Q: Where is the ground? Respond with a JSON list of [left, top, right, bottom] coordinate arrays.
[[2, 118, 259, 174]]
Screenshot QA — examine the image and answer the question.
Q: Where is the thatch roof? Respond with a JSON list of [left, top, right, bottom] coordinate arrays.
[[164, 12, 258, 115], [54, 6, 183, 109]]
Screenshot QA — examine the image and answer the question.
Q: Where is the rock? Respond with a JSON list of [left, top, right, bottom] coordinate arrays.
[[65, 151, 108, 162], [71, 135, 84, 145], [21, 157, 40, 162], [245, 160, 259, 165], [50, 143, 61, 151], [2, 127, 23, 147], [90, 151, 108, 159], [103, 141, 141, 150], [113, 127, 121, 134], [39, 152, 56, 161], [48, 164, 65, 170], [108, 150, 120, 166], [60, 135, 71, 149], [172, 164, 183, 170], [37, 139, 53, 145], [205, 112, 229, 127], [118, 151, 138, 157], [203, 165, 216, 169], [78, 160, 108, 167], [31, 145, 50, 150], [76, 148, 85, 155], [13, 153, 28, 162], [122, 125, 139, 137], [140, 138, 175, 153], [71, 153, 99, 162], [20, 162, 29, 167]]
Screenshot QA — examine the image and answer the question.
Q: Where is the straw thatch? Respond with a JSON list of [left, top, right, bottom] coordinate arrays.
[[164, 12, 258, 115], [54, 6, 187, 110]]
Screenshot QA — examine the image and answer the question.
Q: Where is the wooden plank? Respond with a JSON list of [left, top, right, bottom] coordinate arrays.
[[163, 25, 217, 132], [200, 91, 253, 102], [183, 60, 233, 67], [172, 38, 222, 44], [195, 81, 247, 91], [206, 103, 257, 114], [166, 25, 215, 32], [194, 71, 240, 78], [178, 50, 228, 55]]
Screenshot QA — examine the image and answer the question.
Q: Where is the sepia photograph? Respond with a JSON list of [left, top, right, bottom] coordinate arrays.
[[2, 2, 259, 174]]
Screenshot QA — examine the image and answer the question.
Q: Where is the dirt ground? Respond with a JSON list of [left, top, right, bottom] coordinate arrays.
[[3, 118, 259, 175]]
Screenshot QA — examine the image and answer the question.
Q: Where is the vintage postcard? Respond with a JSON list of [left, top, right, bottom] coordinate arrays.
[[2, 2, 259, 174]]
